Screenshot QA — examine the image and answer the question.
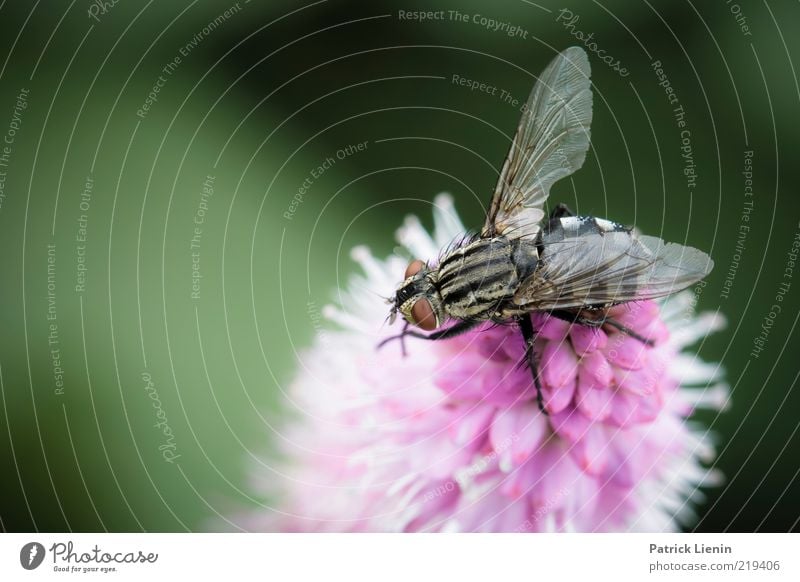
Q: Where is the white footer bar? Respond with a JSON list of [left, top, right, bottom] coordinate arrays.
[[1, 533, 796, 581]]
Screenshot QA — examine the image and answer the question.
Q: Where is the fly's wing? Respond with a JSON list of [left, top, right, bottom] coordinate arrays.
[[514, 230, 714, 310], [483, 47, 593, 240]]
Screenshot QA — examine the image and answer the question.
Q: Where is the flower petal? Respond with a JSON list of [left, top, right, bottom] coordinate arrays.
[[614, 364, 658, 396], [604, 335, 649, 370], [529, 444, 577, 515], [489, 409, 516, 471], [481, 367, 535, 407], [635, 391, 663, 424], [476, 332, 514, 362], [607, 390, 663, 427], [575, 377, 614, 421], [608, 390, 638, 427], [604, 442, 637, 488], [570, 325, 607, 355], [535, 316, 571, 341], [541, 379, 576, 414], [541, 341, 579, 388], [511, 404, 549, 464], [611, 301, 660, 326], [434, 356, 487, 401], [449, 404, 496, 446], [432, 193, 467, 247], [569, 425, 608, 476], [637, 318, 671, 344], [580, 350, 613, 388], [549, 407, 590, 443]]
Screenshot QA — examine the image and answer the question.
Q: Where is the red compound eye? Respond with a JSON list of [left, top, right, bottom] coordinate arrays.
[[405, 259, 425, 279], [411, 298, 436, 330]]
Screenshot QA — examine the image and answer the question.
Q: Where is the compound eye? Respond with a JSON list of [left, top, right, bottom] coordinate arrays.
[[410, 298, 436, 331], [405, 259, 425, 279], [402, 259, 437, 330]]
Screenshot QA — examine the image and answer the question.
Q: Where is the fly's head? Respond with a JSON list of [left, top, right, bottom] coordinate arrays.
[[388, 260, 444, 331]]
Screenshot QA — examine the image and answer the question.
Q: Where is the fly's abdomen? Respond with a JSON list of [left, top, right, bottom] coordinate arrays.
[[436, 238, 533, 320]]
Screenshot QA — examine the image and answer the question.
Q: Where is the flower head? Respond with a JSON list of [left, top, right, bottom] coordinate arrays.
[[244, 194, 727, 532]]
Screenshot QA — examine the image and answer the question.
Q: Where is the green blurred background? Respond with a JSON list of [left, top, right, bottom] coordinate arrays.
[[0, 0, 797, 532]]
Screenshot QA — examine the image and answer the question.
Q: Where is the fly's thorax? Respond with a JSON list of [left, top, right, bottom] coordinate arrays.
[[436, 237, 538, 320]]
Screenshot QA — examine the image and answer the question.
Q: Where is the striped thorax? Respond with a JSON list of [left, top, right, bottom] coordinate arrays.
[[438, 237, 539, 320], [392, 236, 540, 328]]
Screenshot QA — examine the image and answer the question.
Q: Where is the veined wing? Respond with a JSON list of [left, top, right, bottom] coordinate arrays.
[[483, 47, 593, 240], [513, 230, 714, 310]]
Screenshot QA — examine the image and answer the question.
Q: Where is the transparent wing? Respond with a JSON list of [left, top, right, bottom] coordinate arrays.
[[483, 47, 593, 239], [514, 230, 714, 310]]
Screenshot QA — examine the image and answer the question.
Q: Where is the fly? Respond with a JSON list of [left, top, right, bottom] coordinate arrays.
[[381, 47, 714, 413]]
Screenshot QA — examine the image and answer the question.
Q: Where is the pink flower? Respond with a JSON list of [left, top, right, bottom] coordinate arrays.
[[239, 194, 727, 532]]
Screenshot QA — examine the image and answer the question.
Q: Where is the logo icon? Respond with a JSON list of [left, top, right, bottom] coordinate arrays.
[[20, 542, 45, 570]]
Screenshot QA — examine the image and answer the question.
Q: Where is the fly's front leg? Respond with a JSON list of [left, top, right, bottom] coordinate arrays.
[[548, 309, 654, 347], [377, 318, 482, 352], [518, 314, 547, 415]]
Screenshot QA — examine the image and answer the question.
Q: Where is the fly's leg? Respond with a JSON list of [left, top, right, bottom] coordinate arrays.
[[547, 309, 654, 347], [548, 203, 575, 220], [519, 314, 547, 415], [393, 322, 410, 356], [377, 318, 482, 353]]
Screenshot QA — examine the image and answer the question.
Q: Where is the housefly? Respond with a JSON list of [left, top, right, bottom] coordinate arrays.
[[383, 47, 714, 412]]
